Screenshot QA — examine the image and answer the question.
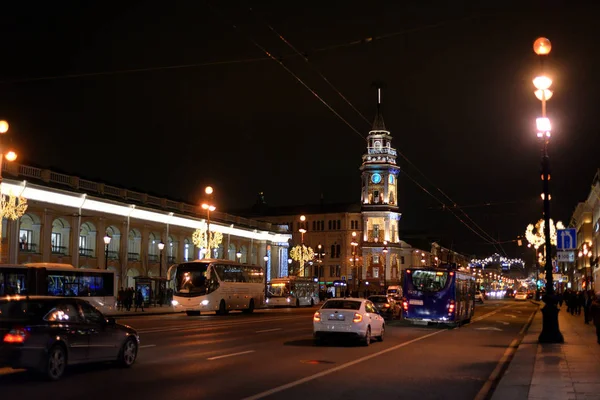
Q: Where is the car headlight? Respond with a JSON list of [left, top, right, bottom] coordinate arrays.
[[201, 300, 209, 306], [171, 300, 179, 306], [286, 297, 291, 303]]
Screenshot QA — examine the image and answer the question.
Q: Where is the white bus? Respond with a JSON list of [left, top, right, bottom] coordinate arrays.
[[266, 276, 319, 307], [168, 259, 265, 316], [1, 263, 116, 314]]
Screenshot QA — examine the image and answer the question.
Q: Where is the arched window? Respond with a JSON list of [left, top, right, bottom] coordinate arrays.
[[183, 238, 192, 262]]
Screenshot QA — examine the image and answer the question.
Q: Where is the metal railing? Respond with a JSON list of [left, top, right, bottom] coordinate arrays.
[[79, 248, 94, 257], [2, 161, 289, 234]]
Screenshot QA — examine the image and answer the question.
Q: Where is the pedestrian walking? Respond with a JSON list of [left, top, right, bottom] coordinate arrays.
[[134, 288, 145, 312]]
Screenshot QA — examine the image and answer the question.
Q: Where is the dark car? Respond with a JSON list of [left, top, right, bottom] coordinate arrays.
[[0, 296, 139, 380], [367, 295, 400, 320]]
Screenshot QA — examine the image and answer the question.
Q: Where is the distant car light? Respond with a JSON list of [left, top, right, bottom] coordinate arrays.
[[171, 300, 179, 306]]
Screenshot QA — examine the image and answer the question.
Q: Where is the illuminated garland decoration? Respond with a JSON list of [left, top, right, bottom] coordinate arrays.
[[525, 218, 565, 249], [0, 194, 28, 262], [192, 221, 223, 254], [469, 253, 525, 268], [289, 244, 314, 276], [1, 194, 28, 220]]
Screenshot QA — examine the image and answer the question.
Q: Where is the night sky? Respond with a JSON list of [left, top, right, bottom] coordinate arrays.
[[1, 2, 598, 260]]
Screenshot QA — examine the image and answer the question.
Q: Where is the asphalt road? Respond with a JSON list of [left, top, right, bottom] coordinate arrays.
[[0, 300, 537, 400]]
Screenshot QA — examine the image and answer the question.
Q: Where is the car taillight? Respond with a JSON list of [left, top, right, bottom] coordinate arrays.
[[3, 328, 29, 344], [313, 311, 321, 322], [383, 304, 390, 308], [352, 313, 363, 323], [401, 298, 408, 311], [448, 300, 455, 314]]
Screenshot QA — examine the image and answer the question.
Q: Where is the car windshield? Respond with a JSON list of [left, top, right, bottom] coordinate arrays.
[[321, 300, 361, 310], [0, 299, 54, 321], [368, 296, 389, 303], [409, 270, 449, 292], [267, 283, 290, 297]]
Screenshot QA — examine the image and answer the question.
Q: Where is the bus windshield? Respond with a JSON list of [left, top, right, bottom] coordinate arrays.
[[175, 263, 209, 296], [267, 283, 290, 297], [410, 270, 449, 292]]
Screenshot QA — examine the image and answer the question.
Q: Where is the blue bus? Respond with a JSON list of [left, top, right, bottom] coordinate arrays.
[[401, 266, 476, 327]]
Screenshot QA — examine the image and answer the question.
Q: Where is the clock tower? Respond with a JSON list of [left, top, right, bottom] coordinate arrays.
[[359, 89, 402, 288]]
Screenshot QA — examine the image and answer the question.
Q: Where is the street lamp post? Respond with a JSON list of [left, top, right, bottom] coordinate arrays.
[[202, 186, 216, 258], [299, 215, 306, 244], [263, 255, 269, 301], [578, 243, 593, 290], [103, 234, 111, 269], [236, 250, 242, 263], [158, 241, 165, 278], [316, 243, 324, 285], [532, 37, 563, 343], [382, 241, 388, 290], [287, 258, 292, 276], [351, 231, 358, 293]]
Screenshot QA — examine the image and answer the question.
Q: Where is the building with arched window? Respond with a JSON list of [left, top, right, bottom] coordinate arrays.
[[0, 162, 290, 289]]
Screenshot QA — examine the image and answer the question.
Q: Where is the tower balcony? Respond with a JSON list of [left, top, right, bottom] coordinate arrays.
[[366, 147, 397, 156]]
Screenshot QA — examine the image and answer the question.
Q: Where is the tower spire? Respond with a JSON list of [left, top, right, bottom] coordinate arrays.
[[372, 86, 386, 131]]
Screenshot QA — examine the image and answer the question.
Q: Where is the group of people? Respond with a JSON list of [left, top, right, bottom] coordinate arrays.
[[559, 289, 600, 344], [117, 287, 145, 312]]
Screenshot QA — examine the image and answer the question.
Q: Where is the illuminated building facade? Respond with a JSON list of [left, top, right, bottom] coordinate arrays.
[[0, 162, 291, 288]]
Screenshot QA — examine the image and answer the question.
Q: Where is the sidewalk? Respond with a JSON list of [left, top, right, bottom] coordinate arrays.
[[492, 304, 600, 400]]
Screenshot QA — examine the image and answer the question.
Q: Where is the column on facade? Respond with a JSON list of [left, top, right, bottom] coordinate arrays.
[[8, 219, 19, 264], [384, 216, 390, 242], [96, 218, 107, 270], [71, 214, 81, 268], [41, 210, 53, 262], [362, 216, 369, 241], [141, 226, 149, 275]]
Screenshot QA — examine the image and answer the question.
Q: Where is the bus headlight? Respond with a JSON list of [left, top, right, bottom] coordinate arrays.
[[171, 300, 179, 306], [201, 300, 209, 306]]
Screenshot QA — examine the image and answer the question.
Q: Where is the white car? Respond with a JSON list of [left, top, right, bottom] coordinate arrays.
[[475, 291, 485, 303], [313, 298, 385, 346], [514, 291, 528, 301]]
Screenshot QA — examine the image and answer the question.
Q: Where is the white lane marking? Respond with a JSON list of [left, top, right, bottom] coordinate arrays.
[[207, 350, 255, 361], [504, 314, 517, 318], [256, 328, 282, 333], [140, 344, 157, 348], [243, 304, 519, 400], [500, 321, 510, 325], [475, 327, 503, 331], [241, 330, 444, 400], [138, 315, 304, 334]]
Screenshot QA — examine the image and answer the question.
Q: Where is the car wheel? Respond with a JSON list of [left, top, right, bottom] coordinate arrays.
[[119, 337, 138, 367], [361, 327, 371, 346], [44, 344, 67, 381], [376, 325, 384, 342], [217, 300, 228, 316]]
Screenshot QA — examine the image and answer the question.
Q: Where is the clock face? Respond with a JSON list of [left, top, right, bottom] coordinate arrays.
[[371, 173, 382, 184]]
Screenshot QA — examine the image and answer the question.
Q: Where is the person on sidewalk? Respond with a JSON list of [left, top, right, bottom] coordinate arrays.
[[134, 288, 145, 312], [590, 293, 600, 344], [583, 290, 593, 324]]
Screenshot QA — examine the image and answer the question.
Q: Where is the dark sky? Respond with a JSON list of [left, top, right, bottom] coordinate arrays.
[[1, 1, 598, 260]]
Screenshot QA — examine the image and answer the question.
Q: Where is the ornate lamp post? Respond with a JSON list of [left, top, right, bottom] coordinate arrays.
[[382, 241, 388, 290], [287, 258, 292, 276], [103, 234, 111, 269], [351, 231, 359, 292], [263, 255, 269, 300], [532, 37, 563, 343], [578, 243, 593, 290], [158, 241, 165, 278], [202, 186, 216, 258], [236, 250, 242, 263]]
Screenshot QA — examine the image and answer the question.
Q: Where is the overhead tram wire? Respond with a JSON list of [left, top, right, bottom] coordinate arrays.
[[205, 2, 366, 141], [252, 9, 371, 126], [0, 12, 492, 86], [401, 170, 502, 250], [211, 3, 505, 254]]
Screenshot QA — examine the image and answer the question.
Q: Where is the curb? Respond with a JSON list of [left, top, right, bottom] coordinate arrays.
[[109, 310, 179, 318]]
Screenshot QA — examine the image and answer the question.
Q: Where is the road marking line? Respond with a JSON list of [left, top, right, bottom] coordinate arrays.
[[138, 315, 304, 334], [256, 328, 282, 333], [473, 308, 538, 400], [241, 330, 445, 400], [140, 344, 156, 348], [207, 350, 255, 361]]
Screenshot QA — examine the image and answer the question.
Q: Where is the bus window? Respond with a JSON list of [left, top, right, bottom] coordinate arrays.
[[410, 270, 448, 292], [0, 271, 28, 295]]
